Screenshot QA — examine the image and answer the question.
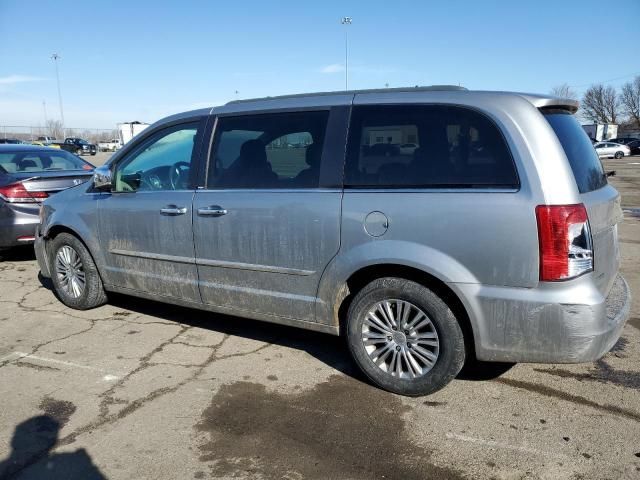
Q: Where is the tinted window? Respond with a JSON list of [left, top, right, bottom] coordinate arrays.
[[208, 111, 329, 189], [544, 111, 606, 193], [114, 123, 198, 192], [344, 105, 518, 188], [0, 150, 91, 173]]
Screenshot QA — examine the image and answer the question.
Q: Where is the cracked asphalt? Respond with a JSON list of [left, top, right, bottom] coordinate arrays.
[[0, 155, 639, 479]]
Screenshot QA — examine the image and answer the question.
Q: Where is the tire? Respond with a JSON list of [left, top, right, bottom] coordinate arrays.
[[614, 151, 624, 159], [49, 233, 107, 310], [75, 148, 83, 156], [345, 277, 465, 396]]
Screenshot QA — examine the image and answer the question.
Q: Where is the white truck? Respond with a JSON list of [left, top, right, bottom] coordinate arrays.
[[118, 121, 150, 146], [97, 138, 122, 152]]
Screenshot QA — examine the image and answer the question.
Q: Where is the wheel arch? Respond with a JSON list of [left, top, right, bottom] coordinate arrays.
[[336, 263, 477, 360], [45, 224, 107, 285]]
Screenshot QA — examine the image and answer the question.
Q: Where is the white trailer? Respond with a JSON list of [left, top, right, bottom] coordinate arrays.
[[118, 121, 150, 145], [582, 124, 618, 142]]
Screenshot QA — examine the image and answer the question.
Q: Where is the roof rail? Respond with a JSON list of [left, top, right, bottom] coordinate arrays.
[[225, 85, 467, 105]]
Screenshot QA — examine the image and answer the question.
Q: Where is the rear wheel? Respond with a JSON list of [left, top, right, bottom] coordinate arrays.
[[49, 233, 107, 310], [345, 277, 465, 396], [614, 151, 624, 159]]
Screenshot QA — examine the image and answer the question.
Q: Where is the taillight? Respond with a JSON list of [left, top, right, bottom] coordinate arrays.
[[0, 182, 49, 203], [536, 204, 593, 281]]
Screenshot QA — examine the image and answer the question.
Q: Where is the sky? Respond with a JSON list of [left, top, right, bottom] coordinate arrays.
[[1, 0, 639, 129]]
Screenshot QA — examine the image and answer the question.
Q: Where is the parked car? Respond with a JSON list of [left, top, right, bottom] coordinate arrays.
[[35, 87, 630, 396], [59, 137, 97, 156], [0, 145, 94, 250], [627, 140, 640, 155], [608, 137, 640, 145], [31, 141, 61, 149], [0, 139, 24, 144], [37, 136, 57, 145], [98, 139, 122, 152], [594, 141, 630, 159]]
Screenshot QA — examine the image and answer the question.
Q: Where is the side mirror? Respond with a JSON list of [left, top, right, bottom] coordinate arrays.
[[93, 165, 112, 190]]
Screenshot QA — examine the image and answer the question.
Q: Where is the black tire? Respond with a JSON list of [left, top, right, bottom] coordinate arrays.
[[75, 148, 83, 156], [49, 233, 107, 310], [614, 151, 623, 159], [345, 277, 465, 396], [91, 152, 96, 156]]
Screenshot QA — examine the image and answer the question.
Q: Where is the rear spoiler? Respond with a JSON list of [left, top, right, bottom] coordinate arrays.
[[517, 93, 579, 114]]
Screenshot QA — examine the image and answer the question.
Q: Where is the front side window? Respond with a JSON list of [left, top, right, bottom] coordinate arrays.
[[114, 123, 198, 192], [208, 111, 329, 189], [345, 105, 518, 188]]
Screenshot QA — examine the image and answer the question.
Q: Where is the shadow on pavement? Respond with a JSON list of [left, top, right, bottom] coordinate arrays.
[[0, 246, 36, 263], [35, 279, 514, 387], [108, 293, 365, 381], [0, 416, 105, 480]]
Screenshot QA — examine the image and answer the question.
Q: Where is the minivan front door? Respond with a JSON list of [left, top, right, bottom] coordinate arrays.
[[97, 121, 203, 302], [193, 109, 347, 322]]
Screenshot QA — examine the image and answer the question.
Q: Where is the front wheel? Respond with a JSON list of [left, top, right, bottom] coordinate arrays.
[[75, 148, 83, 156], [614, 151, 624, 159], [345, 277, 465, 396], [49, 233, 107, 310]]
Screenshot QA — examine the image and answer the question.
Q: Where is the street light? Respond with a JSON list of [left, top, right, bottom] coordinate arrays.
[[51, 53, 65, 138], [341, 16, 352, 91]]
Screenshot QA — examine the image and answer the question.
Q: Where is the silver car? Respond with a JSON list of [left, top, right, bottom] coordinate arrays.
[[35, 87, 631, 396], [594, 141, 631, 159]]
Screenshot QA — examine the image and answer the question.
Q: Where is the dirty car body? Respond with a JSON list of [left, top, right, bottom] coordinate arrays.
[[35, 87, 631, 395]]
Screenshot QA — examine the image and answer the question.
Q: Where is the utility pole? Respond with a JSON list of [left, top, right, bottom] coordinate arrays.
[[51, 53, 65, 138], [341, 17, 352, 91]]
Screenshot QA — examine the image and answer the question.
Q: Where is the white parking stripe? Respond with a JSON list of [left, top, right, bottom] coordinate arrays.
[[7, 351, 121, 379], [445, 432, 567, 458]]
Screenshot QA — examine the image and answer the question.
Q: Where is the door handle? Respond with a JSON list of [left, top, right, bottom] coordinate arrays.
[[197, 206, 228, 216], [160, 206, 187, 216]]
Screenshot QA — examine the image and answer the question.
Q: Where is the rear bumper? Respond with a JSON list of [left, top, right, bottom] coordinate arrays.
[[0, 203, 39, 248], [459, 274, 631, 363]]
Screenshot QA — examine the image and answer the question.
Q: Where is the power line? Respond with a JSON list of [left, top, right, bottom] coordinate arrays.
[[569, 71, 640, 88]]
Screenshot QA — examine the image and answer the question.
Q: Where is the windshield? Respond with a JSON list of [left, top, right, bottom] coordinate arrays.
[[78, 139, 89, 145], [0, 150, 93, 173], [544, 111, 607, 193]]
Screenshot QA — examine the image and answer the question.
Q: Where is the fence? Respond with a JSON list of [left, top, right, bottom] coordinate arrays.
[[1, 125, 118, 144]]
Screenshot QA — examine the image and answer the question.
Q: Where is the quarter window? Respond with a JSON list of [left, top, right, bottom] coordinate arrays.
[[114, 123, 199, 192], [208, 111, 329, 189], [345, 105, 518, 188]]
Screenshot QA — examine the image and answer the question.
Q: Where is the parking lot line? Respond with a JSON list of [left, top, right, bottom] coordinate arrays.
[[445, 432, 567, 458], [7, 351, 122, 379]]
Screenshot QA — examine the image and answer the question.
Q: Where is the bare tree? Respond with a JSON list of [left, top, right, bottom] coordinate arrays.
[[620, 76, 640, 127], [581, 84, 620, 124], [550, 83, 577, 100], [46, 119, 64, 140]]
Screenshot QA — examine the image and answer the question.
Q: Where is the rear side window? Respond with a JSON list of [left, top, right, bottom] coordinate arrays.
[[208, 111, 329, 189], [0, 151, 91, 173], [344, 105, 518, 188], [544, 111, 607, 193]]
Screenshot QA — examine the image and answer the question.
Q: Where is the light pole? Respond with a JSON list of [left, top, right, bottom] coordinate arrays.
[[341, 16, 352, 91], [51, 53, 65, 138]]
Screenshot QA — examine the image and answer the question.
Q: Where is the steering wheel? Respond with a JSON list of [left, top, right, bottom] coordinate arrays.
[[169, 161, 190, 190]]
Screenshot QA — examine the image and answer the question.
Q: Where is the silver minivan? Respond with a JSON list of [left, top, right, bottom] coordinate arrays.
[[35, 87, 631, 396]]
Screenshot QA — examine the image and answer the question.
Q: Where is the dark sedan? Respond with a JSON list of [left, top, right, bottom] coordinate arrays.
[[628, 140, 640, 156], [0, 145, 94, 250]]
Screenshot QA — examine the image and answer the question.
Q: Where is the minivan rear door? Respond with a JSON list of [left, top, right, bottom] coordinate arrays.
[[544, 111, 623, 295]]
